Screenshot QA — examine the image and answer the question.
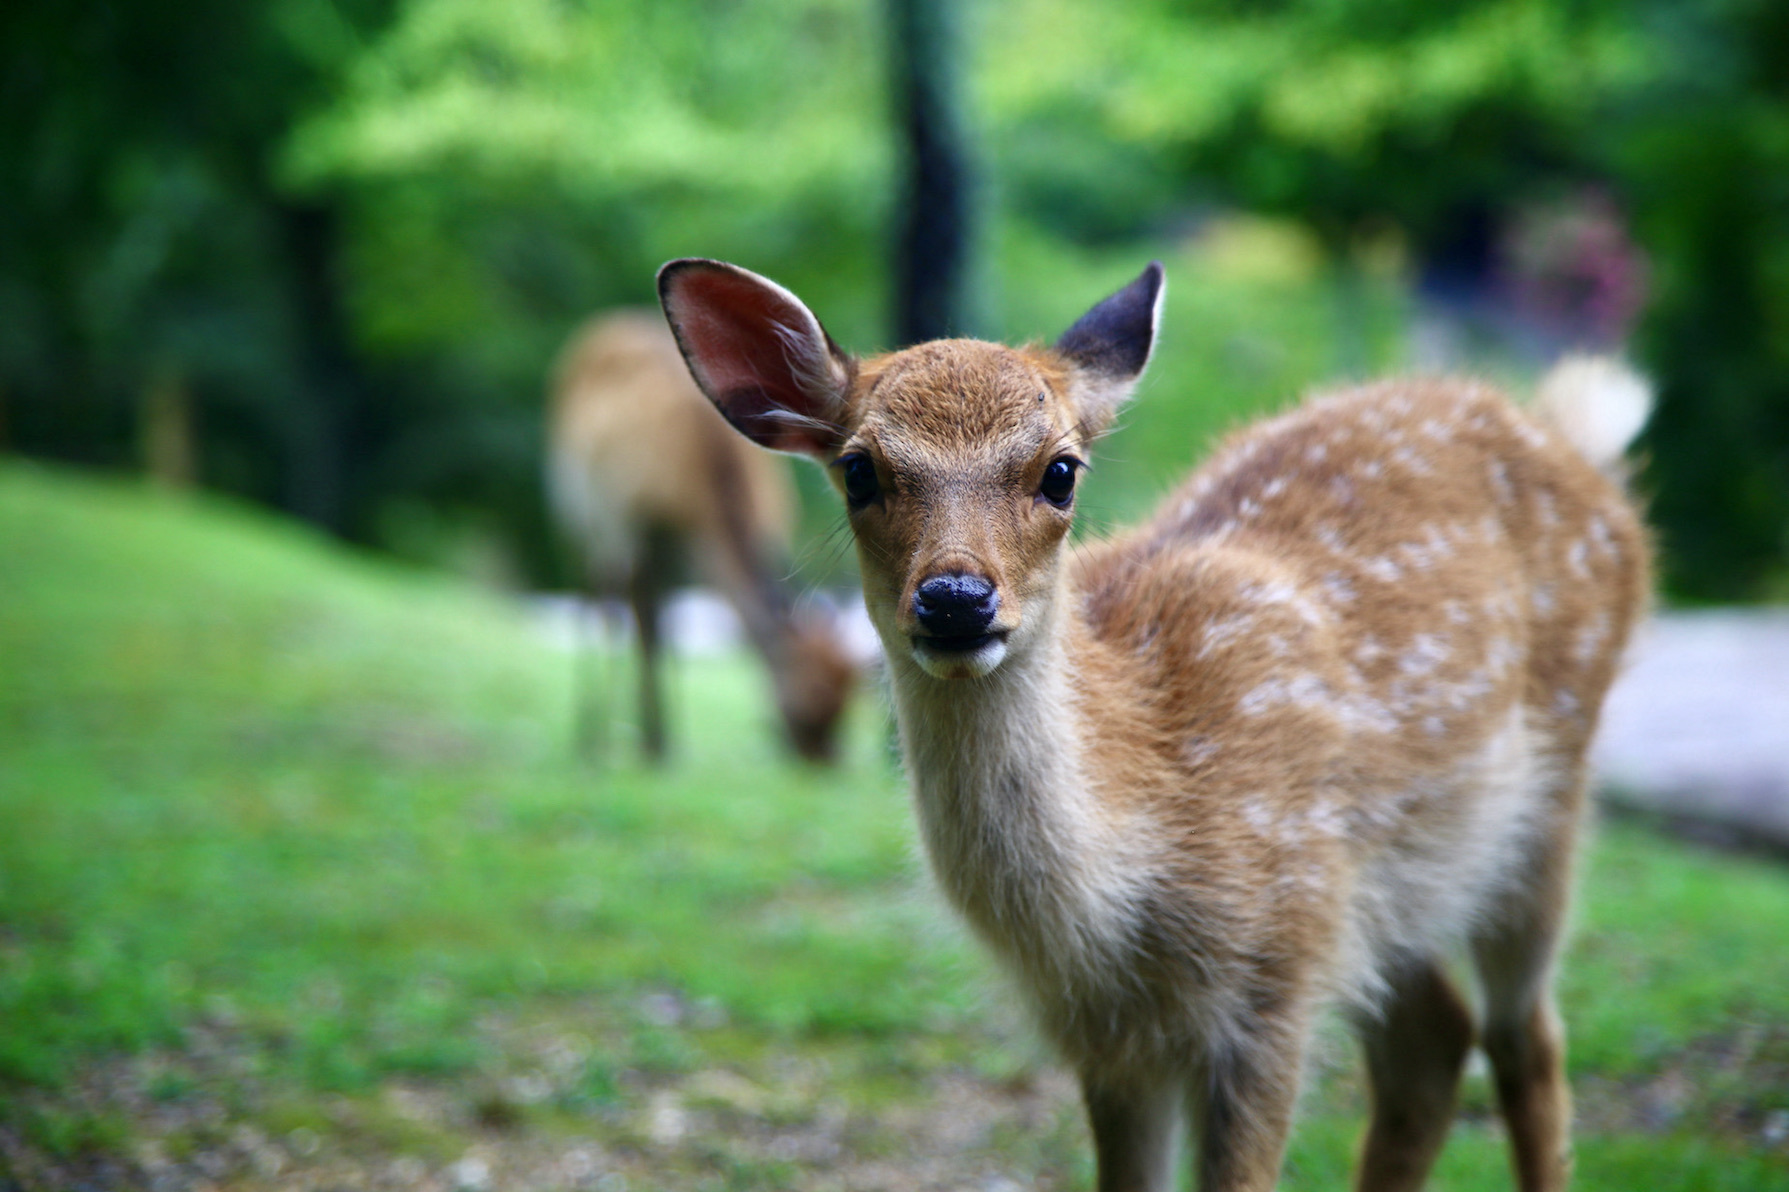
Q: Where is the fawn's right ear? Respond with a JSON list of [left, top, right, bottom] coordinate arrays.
[[658, 259, 852, 458]]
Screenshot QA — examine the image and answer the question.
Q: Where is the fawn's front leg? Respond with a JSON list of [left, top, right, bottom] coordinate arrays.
[[1190, 1013, 1312, 1192], [1083, 1070, 1185, 1192]]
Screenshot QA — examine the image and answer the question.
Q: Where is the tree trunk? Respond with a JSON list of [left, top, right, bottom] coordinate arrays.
[[889, 0, 979, 346], [140, 366, 197, 489]]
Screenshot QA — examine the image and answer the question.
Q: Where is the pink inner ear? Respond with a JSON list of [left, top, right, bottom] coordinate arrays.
[[676, 269, 795, 396], [669, 267, 839, 454]]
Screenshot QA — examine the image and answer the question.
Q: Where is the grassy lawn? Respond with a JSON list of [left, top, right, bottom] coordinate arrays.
[[2, 461, 1787, 1190]]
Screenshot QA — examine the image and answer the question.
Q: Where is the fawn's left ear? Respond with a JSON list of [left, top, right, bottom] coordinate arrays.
[[658, 258, 853, 458], [1055, 261, 1164, 433]]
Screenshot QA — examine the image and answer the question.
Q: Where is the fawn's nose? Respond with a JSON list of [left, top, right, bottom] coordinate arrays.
[[913, 573, 1001, 637]]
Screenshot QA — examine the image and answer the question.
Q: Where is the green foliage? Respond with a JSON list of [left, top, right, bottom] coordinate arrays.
[[980, 0, 1654, 243], [1617, 2, 1789, 599]]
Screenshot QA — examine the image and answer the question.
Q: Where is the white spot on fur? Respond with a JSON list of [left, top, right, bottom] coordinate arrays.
[[1572, 612, 1610, 664], [1240, 579, 1327, 626], [1512, 417, 1550, 450], [1399, 633, 1451, 677], [1534, 490, 1559, 530], [1391, 446, 1433, 476], [1183, 736, 1218, 767], [1242, 798, 1276, 834], [1567, 539, 1592, 579], [1361, 555, 1403, 583], [1319, 572, 1357, 605], [1488, 461, 1515, 505], [1238, 673, 1333, 717], [1198, 612, 1257, 659], [1587, 514, 1616, 558]]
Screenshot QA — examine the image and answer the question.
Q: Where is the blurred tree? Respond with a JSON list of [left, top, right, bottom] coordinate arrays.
[[1617, 0, 1789, 600], [0, 0, 395, 533], [889, 0, 981, 343]]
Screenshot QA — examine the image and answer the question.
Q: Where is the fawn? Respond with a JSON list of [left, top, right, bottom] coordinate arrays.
[[547, 310, 858, 762], [658, 258, 1651, 1190]]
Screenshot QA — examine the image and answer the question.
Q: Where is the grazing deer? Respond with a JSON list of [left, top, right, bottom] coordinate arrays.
[[659, 258, 1653, 1191], [547, 310, 858, 763]]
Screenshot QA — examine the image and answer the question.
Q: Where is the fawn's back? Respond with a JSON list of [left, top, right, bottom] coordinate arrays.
[[1068, 377, 1649, 1017]]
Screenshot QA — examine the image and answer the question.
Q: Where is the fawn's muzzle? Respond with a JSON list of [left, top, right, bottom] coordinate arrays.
[[913, 573, 1001, 646]]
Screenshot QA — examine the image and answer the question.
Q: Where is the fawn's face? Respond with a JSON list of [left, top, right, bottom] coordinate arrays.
[[659, 257, 1162, 681], [831, 343, 1087, 678]]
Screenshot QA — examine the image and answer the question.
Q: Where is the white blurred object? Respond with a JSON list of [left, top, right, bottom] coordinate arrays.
[[535, 588, 883, 666], [1595, 609, 1789, 845]]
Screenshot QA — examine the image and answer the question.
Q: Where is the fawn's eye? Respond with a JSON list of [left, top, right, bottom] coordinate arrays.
[[841, 453, 880, 508], [1039, 458, 1079, 507]]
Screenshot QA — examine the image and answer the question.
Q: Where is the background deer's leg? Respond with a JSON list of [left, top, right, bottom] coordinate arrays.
[[628, 524, 676, 763], [1353, 959, 1476, 1192], [1471, 773, 1585, 1192], [1082, 1070, 1184, 1192], [575, 563, 617, 763]]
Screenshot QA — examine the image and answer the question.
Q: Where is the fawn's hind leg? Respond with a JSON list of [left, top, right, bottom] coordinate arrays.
[[1471, 780, 1585, 1192], [1082, 1071, 1184, 1192], [1353, 960, 1476, 1192]]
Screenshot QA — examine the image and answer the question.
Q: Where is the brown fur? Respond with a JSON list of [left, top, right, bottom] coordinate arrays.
[[547, 310, 857, 762], [659, 260, 1651, 1190]]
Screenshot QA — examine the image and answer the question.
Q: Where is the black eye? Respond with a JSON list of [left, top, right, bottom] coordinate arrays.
[[841, 453, 879, 507], [1040, 458, 1078, 506]]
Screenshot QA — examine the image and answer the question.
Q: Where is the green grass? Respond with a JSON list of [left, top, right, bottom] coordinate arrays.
[[2, 460, 1787, 1189]]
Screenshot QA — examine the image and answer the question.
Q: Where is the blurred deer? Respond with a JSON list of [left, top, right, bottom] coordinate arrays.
[[660, 258, 1652, 1191], [546, 310, 857, 763]]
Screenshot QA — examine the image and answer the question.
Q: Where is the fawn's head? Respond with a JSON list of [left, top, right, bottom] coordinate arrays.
[[659, 260, 1163, 680]]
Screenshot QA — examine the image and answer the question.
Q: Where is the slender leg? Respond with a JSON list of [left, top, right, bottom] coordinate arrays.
[[629, 560, 667, 763], [1471, 782, 1585, 1192], [1354, 960, 1476, 1192], [1192, 1018, 1311, 1192], [575, 575, 613, 763], [1083, 1071, 1185, 1192]]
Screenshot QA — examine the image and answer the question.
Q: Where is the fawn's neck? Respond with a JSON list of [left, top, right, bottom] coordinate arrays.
[[886, 592, 1151, 978]]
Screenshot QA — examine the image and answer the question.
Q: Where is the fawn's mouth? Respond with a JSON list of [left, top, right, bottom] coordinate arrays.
[[909, 630, 1010, 678], [912, 631, 1005, 653]]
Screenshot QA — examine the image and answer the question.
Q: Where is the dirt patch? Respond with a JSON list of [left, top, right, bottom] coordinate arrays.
[[6, 1016, 1786, 1190]]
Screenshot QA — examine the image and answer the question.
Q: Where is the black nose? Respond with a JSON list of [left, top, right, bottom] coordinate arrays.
[[913, 573, 1000, 637]]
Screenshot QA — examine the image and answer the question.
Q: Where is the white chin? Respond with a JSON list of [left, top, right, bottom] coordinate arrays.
[[911, 635, 1008, 679]]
